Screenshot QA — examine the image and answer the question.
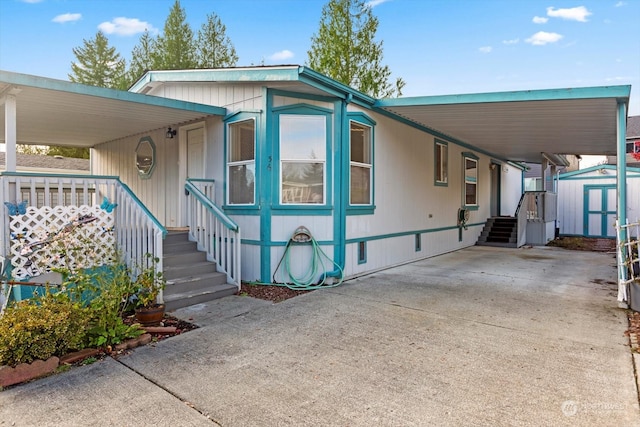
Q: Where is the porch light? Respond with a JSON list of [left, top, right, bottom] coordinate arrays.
[[166, 127, 176, 139]]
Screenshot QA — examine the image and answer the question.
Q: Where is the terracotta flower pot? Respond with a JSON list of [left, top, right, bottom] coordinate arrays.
[[134, 304, 165, 327]]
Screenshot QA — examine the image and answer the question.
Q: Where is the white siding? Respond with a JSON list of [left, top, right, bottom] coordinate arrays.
[[92, 128, 171, 224], [501, 164, 523, 216], [147, 83, 264, 113], [342, 107, 495, 277]]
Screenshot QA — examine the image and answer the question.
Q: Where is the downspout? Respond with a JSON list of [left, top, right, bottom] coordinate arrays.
[[325, 95, 349, 280]]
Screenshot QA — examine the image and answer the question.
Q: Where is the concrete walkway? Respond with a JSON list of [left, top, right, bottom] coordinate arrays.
[[1, 246, 638, 426]]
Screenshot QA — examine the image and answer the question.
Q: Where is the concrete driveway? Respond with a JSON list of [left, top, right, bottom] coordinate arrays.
[[1, 246, 638, 426]]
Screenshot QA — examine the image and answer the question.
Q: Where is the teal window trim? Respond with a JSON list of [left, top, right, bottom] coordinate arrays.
[[347, 112, 376, 214], [135, 136, 156, 179], [224, 112, 259, 206], [462, 152, 479, 208], [272, 103, 333, 209], [434, 139, 448, 187], [347, 205, 375, 215], [357, 241, 367, 264]]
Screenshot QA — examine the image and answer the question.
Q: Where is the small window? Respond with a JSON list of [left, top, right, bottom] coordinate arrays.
[[358, 241, 367, 264], [227, 119, 255, 205], [135, 137, 156, 178], [415, 233, 421, 252], [350, 121, 372, 205], [434, 140, 448, 186], [463, 154, 478, 206]]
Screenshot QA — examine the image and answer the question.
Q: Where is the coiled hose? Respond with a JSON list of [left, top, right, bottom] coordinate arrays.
[[249, 226, 344, 291]]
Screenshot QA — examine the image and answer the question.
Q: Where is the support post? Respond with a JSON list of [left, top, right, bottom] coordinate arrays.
[[3, 94, 17, 173], [616, 101, 628, 304]]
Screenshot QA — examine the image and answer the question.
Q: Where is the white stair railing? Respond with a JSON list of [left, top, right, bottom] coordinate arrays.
[[0, 172, 166, 302], [185, 179, 240, 289]]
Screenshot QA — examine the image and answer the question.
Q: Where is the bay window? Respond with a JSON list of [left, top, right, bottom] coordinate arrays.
[[280, 114, 326, 204], [350, 121, 372, 205], [227, 119, 255, 205]]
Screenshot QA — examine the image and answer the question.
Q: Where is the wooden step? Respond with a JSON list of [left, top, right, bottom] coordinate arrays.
[[161, 231, 237, 310]]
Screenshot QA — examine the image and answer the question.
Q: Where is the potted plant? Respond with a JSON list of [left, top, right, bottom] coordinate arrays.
[[132, 255, 166, 327]]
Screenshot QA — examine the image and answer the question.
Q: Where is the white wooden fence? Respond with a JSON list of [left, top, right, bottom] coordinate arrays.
[[0, 172, 166, 301]]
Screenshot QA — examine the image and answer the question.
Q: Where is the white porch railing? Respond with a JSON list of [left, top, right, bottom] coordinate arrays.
[[185, 179, 240, 289], [616, 219, 640, 304], [518, 191, 557, 221], [515, 191, 558, 247], [0, 172, 166, 302]]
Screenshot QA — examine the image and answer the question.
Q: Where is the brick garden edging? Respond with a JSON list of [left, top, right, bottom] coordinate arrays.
[[0, 356, 59, 387], [1, 326, 185, 388]]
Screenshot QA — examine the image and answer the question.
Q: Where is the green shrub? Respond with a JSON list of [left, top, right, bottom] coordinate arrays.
[[0, 290, 89, 367], [63, 262, 143, 348]]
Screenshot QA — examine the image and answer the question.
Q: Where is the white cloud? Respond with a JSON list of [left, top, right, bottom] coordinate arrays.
[[52, 13, 81, 24], [502, 38, 519, 45], [615, 1, 627, 7], [546, 6, 592, 22], [98, 17, 157, 36], [268, 50, 294, 61], [366, 0, 391, 7], [532, 16, 548, 24], [21, 0, 44, 3], [479, 46, 492, 53], [525, 31, 563, 45]]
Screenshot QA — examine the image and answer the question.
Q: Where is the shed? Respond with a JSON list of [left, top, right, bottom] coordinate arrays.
[[557, 164, 640, 237]]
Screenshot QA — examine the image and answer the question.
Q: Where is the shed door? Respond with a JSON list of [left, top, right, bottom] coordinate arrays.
[[584, 185, 616, 237]]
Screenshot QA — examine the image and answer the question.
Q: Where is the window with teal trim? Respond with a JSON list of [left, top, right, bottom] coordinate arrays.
[[279, 114, 326, 204], [434, 140, 448, 186], [463, 153, 478, 207], [227, 118, 255, 205], [350, 121, 372, 205]]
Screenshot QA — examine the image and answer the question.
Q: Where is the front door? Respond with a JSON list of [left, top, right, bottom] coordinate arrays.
[[177, 123, 206, 226], [187, 127, 205, 179], [584, 185, 616, 237]]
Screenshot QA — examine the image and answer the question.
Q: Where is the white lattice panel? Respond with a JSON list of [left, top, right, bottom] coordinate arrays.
[[8, 205, 116, 280]]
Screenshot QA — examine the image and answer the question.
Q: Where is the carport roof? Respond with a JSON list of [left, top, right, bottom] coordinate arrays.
[[0, 70, 226, 147], [375, 85, 631, 164]]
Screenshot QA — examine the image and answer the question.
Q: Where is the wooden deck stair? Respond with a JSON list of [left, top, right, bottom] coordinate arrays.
[[162, 231, 237, 311], [476, 217, 518, 248]]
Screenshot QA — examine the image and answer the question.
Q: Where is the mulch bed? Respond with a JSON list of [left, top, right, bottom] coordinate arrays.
[[240, 282, 311, 303], [546, 236, 617, 252]]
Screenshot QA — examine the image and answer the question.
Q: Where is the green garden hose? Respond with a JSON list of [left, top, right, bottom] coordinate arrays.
[[251, 226, 344, 291]]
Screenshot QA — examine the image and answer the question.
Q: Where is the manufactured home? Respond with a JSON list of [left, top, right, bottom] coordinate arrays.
[[0, 67, 632, 308]]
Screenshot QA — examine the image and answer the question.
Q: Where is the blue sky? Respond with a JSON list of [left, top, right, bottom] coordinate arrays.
[[0, 0, 638, 115]]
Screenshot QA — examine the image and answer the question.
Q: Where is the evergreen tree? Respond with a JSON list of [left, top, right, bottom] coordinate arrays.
[[125, 29, 158, 87], [153, 0, 197, 70], [69, 31, 125, 89], [307, 0, 405, 98], [195, 13, 239, 68]]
